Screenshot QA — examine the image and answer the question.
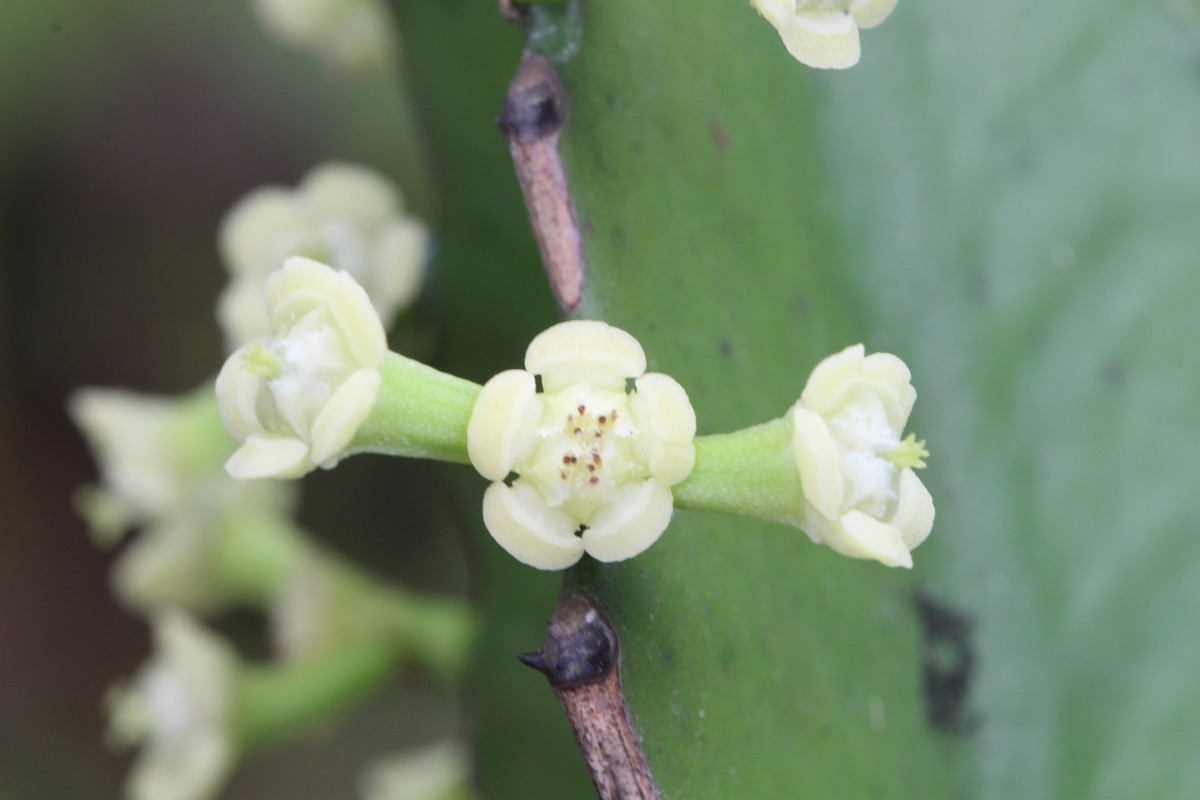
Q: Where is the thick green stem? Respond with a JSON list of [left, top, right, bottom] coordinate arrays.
[[233, 636, 397, 751], [671, 416, 804, 528], [351, 352, 481, 464]]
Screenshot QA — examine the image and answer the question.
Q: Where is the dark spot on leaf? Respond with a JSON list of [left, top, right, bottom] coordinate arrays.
[[663, 649, 674, 665], [51, 21, 63, 34], [1102, 357, 1126, 387], [719, 339, 733, 358], [708, 116, 730, 152], [793, 295, 809, 315], [915, 589, 978, 735]]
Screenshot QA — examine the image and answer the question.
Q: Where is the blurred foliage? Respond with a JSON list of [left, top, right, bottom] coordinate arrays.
[[3, 0, 1200, 798]]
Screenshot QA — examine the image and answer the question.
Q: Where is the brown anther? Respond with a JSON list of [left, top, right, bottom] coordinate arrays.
[[587, 464, 595, 472], [592, 454, 602, 464], [574, 427, 582, 435], [560, 472, 567, 480], [578, 405, 586, 414], [589, 476, 600, 485], [599, 415, 607, 424]]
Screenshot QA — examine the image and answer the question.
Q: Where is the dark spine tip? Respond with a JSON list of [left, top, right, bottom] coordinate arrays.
[[518, 651, 547, 672], [523, 593, 619, 691]]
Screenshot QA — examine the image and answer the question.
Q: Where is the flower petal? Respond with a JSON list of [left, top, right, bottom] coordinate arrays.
[[791, 406, 845, 520], [300, 162, 398, 228], [628, 372, 697, 486], [481, 482, 586, 570], [779, 11, 861, 71], [581, 479, 675, 563], [467, 370, 541, 482], [850, 0, 900, 29], [217, 188, 306, 278], [892, 467, 935, 550], [800, 343, 865, 414], [863, 351, 916, 426], [750, 0, 799, 30], [525, 320, 646, 392], [834, 510, 913, 568], [309, 368, 381, 465], [368, 217, 429, 314], [225, 433, 309, 480]]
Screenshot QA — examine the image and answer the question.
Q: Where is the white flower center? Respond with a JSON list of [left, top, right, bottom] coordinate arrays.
[[827, 391, 901, 518], [265, 325, 351, 436], [521, 386, 644, 522]]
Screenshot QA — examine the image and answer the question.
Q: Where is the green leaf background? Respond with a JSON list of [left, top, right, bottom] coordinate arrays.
[[2, 0, 1198, 797]]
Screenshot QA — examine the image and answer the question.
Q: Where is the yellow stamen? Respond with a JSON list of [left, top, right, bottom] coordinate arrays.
[[884, 433, 929, 469]]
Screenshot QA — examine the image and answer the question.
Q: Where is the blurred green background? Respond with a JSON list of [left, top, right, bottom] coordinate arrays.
[[4, 1, 1200, 798]]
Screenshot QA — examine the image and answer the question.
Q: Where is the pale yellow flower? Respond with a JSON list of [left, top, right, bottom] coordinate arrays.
[[217, 257, 386, 479], [468, 321, 696, 570], [749, 0, 900, 69], [217, 162, 427, 348], [791, 344, 933, 567], [108, 612, 236, 800]]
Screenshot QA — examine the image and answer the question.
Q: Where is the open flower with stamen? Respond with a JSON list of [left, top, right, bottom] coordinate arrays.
[[107, 612, 237, 800], [468, 321, 696, 570], [217, 162, 428, 348], [749, 0, 900, 69], [217, 257, 387, 480], [791, 344, 933, 567]]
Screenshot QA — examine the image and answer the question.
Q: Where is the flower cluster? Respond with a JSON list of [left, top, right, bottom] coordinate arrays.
[[749, 0, 900, 69]]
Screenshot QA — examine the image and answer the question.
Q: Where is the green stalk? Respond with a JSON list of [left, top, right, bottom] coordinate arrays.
[[671, 416, 804, 528], [351, 352, 481, 464]]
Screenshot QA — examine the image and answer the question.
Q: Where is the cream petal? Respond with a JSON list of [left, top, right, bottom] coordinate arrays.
[[225, 433, 309, 480], [800, 343, 865, 413], [217, 188, 305, 278], [780, 11, 861, 70], [112, 520, 214, 614], [863, 351, 916, 425], [849, 0, 899, 29], [265, 257, 334, 326], [791, 406, 844, 520], [481, 482, 586, 570], [368, 218, 429, 314], [309, 368, 381, 464], [835, 510, 913, 568], [300, 162, 398, 227], [321, 269, 389, 368], [628, 372, 697, 486], [215, 348, 261, 441], [581, 479, 675, 563], [215, 278, 272, 349], [750, 0, 798, 30], [525, 320, 646, 392], [892, 467, 935, 550], [467, 370, 541, 481]]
